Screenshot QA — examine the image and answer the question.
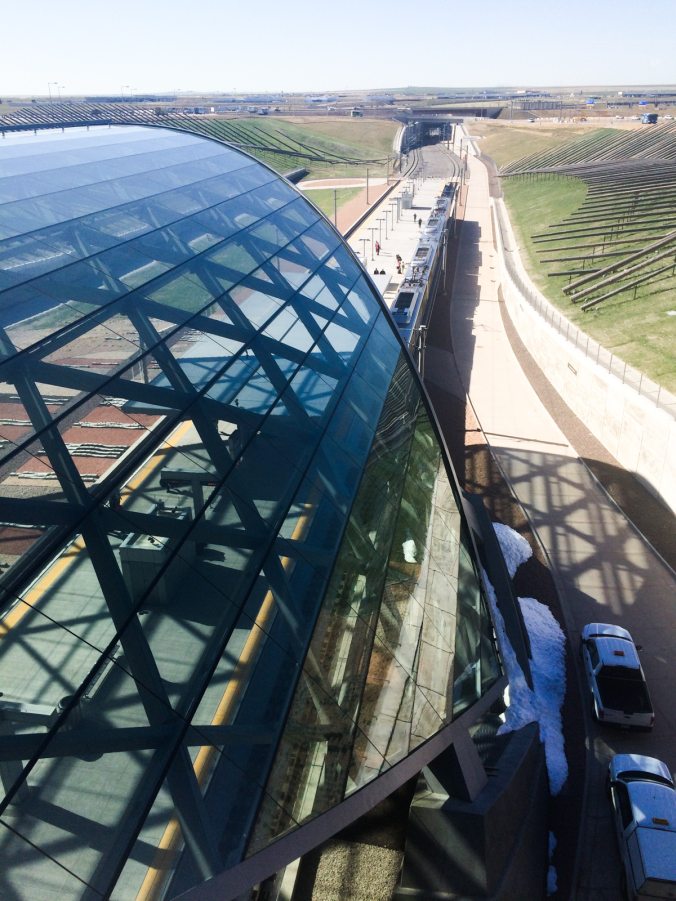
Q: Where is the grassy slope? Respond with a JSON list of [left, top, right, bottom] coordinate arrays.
[[299, 187, 362, 221], [245, 116, 398, 178], [474, 122, 676, 392], [468, 121, 591, 168]]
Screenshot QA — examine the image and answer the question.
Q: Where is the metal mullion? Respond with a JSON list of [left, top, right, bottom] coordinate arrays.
[[1, 192, 321, 380], [0, 175, 297, 323]]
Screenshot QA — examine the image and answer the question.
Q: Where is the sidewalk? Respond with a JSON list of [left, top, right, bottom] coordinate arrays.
[[449, 138, 676, 900]]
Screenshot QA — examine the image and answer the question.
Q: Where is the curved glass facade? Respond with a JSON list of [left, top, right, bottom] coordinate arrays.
[[0, 125, 500, 899]]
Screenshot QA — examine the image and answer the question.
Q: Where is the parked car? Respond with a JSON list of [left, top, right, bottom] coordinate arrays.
[[608, 754, 676, 899], [580, 624, 654, 729]]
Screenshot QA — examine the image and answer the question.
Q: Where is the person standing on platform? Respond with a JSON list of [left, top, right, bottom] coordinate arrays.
[[375, 240, 380, 256]]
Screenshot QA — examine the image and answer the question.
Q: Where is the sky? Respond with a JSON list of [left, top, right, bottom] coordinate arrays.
[[2, 0, 674, 98]]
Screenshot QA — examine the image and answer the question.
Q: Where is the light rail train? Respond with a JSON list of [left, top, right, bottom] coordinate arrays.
[[391, 182, 456, 359]]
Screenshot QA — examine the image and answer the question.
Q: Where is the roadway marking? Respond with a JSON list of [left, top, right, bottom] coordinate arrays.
[[0, 537, 86, 638]]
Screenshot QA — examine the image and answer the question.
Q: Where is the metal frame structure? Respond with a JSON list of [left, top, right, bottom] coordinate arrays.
[[0, 123, 505, 900]]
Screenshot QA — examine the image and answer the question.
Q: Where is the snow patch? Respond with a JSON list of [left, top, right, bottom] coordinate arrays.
[[493, 522, 532, 577], [488, 523, 568, 796]]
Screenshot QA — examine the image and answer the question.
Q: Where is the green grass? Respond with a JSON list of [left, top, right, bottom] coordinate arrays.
[[502, 175, 676, 391], [469, 121, 592, 168], [223, 116, 397, 179], [298, 187, 362, 222]]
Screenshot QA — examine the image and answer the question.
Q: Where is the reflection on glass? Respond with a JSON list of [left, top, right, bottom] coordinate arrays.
[[0, 123, 502, 900]]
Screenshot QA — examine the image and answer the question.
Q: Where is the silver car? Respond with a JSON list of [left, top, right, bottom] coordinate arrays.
[[580, 623, 654, 729], [608, 754, 676, 899]]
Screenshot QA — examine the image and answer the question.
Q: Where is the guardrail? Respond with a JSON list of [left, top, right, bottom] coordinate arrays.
[[493, 201, 676, 417]]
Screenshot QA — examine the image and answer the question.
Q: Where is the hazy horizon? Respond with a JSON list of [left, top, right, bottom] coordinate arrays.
[[4, 0, 674, 97]]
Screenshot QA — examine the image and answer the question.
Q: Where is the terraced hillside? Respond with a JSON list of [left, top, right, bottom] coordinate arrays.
[[0, 103, 396, 179], [497, 123, 676, 390]]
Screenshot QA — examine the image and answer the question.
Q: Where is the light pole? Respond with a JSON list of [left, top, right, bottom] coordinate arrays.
[[359, 237, 368, 266], [368, 226, 377, 260], [366, 167, 370, 205], [389, 198, 398, 223], [377, 217, 384, 244], [48, 82, 58, 106], [385, 208, 393, 234]]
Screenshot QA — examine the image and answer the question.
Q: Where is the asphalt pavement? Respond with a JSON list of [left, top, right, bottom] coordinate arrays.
[[329, 133, 675, 899], [448, 128, 676, 900]]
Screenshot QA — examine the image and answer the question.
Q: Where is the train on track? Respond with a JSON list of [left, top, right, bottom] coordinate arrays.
[[391, 183, 456, 361]]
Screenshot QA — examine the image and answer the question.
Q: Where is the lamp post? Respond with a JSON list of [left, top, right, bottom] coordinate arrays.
[[366, 167, 370, 205], [48, 82, 58, 107], [368, 226, 377, 260], [377, 217, 384, 244], [389, 198, 398, 223], [359, 237, 368, 266]]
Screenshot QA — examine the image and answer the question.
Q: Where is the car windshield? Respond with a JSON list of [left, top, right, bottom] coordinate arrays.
[[600, 665, 642, 680]]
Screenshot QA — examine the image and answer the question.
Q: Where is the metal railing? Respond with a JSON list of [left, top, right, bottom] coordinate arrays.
[[494, 201, 676, 417]]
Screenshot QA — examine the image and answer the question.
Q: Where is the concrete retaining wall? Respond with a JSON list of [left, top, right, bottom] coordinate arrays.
[[493, 199, 676, 514], [394, 724, 548, 900]]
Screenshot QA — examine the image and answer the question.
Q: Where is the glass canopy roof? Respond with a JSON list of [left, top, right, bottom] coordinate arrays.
[[0, 125, 500, 899]]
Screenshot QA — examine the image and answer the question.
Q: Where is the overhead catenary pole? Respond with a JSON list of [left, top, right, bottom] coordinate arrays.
[[368, 226, 377, 260]]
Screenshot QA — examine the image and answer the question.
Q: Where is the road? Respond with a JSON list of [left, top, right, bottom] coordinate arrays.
[[442, 127, 676, 899]]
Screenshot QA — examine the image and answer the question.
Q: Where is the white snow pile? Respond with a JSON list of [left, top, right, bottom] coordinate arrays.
[[493, 522, 532, 577], [487, 523, 568, 796]]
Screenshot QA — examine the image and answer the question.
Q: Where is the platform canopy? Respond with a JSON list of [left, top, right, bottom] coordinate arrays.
[[0, 125, 500, 900]]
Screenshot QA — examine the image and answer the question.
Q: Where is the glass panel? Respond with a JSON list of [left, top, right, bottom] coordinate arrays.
[[140, 268, 219, 317], [0, 122, 503, 900], [261, 304, 314, 353], [204, 240, 261, 293], [451, 518, 500, 715], [0, 824, 92, 900]]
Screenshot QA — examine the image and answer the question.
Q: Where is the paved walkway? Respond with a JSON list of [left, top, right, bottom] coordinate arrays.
[[317, 134, 675, 899], [449, 129, 676, 900]]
